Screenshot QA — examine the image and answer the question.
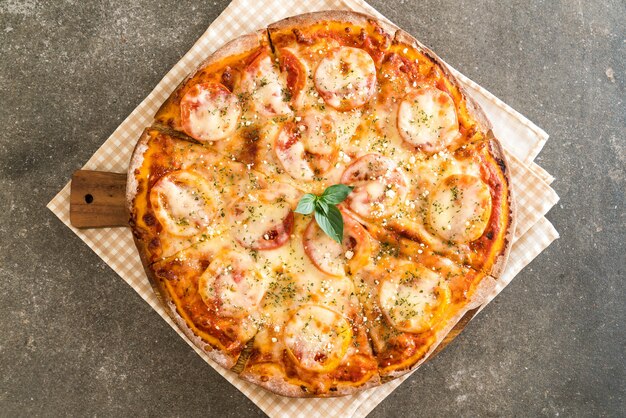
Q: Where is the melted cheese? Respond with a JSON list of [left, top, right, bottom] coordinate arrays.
[[341, 154, 408, 219], [274, 123, 316, 181], [240, 52, 292, 117], [397, 87, 459, 153], [180, 82, 241, 142], [284, 305, 352, 372], [198, 250, 267, 318], [230, 185, 298, 250], [314, 47, 376, 111], [303, 210, 372, 276], [303, 219, 345, 276], [299, 112, 337, 157], [274, 113, 338, 181], [149, 170, 218, 237], [279, 47, 309, 108], [378, 262, 451, 333], [428, 174, 492, 243]]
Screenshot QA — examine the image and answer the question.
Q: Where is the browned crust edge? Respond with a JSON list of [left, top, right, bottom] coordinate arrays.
[[153, 30, 265, 120], [382, 273, 499, 379], [125, 9, 516, 397], [125, 128, 151, 213], [125, 128, 237, 370], [238, 371, 305, 398], [135, 238, 236, 370], [267, 9, 397, 36], [239, 368, 382, 398], [484, 134, 517, 280]]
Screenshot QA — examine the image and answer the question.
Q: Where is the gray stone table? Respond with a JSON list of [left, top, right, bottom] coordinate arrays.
[[1, 1, 624, 416]]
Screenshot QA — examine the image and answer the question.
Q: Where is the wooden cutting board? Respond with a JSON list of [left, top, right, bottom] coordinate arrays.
[[70, 170, 128, 228], [69, 169, 481, 361]]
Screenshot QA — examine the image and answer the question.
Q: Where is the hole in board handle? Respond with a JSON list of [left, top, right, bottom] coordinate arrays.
[[85, 194, 94, 204]]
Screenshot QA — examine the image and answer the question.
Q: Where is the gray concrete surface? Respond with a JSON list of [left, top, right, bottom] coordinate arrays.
[[1, 0, 624, 416]]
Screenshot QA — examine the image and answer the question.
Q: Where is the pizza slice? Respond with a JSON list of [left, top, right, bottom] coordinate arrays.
[[127, 128, 294, 264], [238, 207, 379, 396], [339, 138, 513, 277], [350, 251, 498, 376], [129, 129, 306, 367]]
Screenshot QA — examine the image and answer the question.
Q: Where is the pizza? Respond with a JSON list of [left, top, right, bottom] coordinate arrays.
[[126, 11, 515, 397]]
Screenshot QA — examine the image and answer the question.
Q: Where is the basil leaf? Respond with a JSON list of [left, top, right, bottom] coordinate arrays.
[[294, 193, 316, 215], [321, 184, 354, 205], [315, 199, 330, 216], [293, 184, 353, 243], [314, 205, 344, 244]]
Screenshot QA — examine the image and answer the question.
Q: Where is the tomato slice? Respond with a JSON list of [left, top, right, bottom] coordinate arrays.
[[314, 47, 377, 111], [397, 86, 459, 153], [149, 170, 218, 236], [274, 113, 338, 181], [240, 50, 292, 117], [198, 250, 267, 318], [303, 208, 372, 276], [230, 187, 296, 250], [341, 153, 408, 219], [180, 82, 241, 142]]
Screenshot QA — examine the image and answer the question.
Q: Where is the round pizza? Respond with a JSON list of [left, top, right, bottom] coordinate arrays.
[[126, 11, 515, 397]]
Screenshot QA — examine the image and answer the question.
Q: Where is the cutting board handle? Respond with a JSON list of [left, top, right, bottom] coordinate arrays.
[[70, 170, 128, 228]]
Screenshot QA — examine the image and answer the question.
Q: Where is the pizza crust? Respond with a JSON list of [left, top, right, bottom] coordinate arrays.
[[136, 245, 237, 370], [239, 367, 381, 398], [484, 134, 517, 280], [125, 10, 517, 397], [381, 273, 499, 379], [153, 30, 266, 132], [125, 128, 151, 213], [267, 9, 397, 36]]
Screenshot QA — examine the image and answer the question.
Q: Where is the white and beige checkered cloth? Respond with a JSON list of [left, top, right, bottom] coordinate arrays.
[[47, 1, 560, 416]]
